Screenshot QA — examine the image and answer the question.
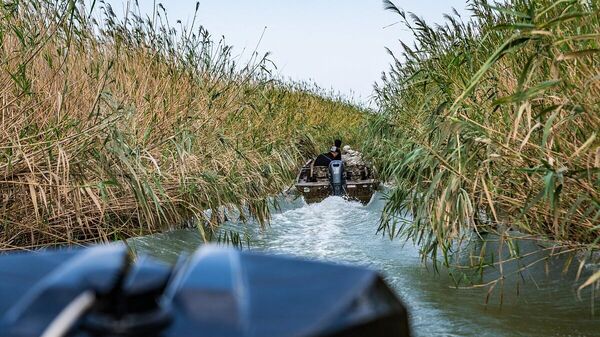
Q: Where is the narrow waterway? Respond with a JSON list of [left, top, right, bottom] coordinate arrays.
[[129, 193, 598, 337]]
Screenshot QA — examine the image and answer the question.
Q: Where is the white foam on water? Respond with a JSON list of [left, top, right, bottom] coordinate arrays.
[[263, 196, 374, 260]]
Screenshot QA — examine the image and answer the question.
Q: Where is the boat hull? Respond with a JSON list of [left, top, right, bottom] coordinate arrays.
[[295, 179, 378, 204], [294, 158, 379, 204]]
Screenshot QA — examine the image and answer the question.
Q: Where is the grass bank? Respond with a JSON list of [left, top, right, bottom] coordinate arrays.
[[364, 0, 599, 285], [0, 0, 365, 250]]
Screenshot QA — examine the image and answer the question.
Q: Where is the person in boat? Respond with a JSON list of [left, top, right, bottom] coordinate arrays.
[[334, 139, 343, 160], [314, 146, 341, 166]]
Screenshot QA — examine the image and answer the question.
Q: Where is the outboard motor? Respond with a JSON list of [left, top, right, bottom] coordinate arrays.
[[328, 160, 346, 196]]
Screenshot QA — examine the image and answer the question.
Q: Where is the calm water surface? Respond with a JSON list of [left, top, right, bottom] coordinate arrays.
[[129, 193, 599, 336]]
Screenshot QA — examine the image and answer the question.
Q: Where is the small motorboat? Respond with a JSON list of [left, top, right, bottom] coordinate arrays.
[[295, 156, 379, 204], [0, 245, 411, 337]]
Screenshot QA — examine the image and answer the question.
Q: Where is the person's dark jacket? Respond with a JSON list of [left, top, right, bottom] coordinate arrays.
[[314, 153, 335, 166], [315, 150, 343, 166]]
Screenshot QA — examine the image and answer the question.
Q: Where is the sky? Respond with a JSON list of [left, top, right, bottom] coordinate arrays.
[[103, 0, 470, 105]]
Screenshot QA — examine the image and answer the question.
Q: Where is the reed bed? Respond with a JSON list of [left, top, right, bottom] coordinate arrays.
[[0, 0, 365, 250], [365, 0, 599, 285]]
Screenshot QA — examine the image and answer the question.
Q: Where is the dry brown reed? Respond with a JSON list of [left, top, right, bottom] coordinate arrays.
[[0, 0, 365, 250]]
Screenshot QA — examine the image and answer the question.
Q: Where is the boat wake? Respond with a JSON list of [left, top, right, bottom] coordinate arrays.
[[259, 196, 374, 260]]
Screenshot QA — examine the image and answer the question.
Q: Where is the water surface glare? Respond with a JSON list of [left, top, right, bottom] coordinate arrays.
[[129, 193, 599, 337]]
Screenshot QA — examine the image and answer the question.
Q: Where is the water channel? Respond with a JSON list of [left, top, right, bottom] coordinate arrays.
[[129, 193, 599, 336]]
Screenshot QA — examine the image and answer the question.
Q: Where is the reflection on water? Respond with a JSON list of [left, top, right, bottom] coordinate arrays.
[[129, 193, 599, 337]]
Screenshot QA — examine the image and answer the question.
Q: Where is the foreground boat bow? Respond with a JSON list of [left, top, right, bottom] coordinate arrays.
[[0, 245, 410, 337]]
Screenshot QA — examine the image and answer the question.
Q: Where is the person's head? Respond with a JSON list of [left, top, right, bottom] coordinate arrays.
[[334, 139, 342, 148], [330, 146, 340, 158]]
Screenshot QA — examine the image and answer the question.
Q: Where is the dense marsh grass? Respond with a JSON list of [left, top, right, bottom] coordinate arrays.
[[365, 0, 599, 288], [0, 0, 365, 250]]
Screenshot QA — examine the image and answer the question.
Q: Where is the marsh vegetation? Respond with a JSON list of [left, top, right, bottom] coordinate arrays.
[[365, 0, 599, 291], [0, 0, 365, 250]]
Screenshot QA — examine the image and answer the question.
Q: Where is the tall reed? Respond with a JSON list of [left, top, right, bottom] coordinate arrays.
[[0, 0, 365, 250], [365, 0, 599, 285]]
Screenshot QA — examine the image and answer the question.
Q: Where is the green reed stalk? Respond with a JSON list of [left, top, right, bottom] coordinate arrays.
[[366, 0, 599, 289]]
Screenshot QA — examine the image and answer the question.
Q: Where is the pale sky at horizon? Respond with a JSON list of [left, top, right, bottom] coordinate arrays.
[[103, 1, 470, 105]]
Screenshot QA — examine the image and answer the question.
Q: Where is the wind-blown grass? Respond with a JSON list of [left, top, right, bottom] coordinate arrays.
[[0, 0, 365, 250], [365, 0, 599, 288]]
